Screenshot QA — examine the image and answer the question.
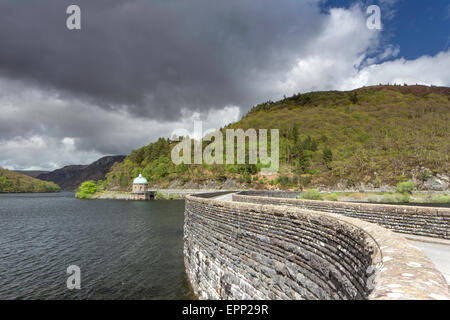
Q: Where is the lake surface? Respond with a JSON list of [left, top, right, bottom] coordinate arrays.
[[0, 192, 194, 300]]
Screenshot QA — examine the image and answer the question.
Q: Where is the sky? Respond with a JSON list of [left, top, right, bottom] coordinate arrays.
[[0, 0, 449, 170]]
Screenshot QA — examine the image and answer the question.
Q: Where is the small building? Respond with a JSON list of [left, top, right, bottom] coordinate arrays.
[[130, 174, 153, 200]]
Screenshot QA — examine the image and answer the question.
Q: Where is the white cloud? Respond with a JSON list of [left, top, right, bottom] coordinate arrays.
[[0, 136, 103, 170], [272, 5, 450, 95], [365, 45, 400, 64], [271, 5, 380, 95], [344, 50, 450, 88]]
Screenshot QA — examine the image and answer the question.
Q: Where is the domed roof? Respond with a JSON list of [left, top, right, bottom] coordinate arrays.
[[133, 174, 148, 184]]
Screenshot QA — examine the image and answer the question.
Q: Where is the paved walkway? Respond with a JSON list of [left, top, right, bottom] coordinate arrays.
[[213, 193, 234, 201], [404, 235, 450, 285]]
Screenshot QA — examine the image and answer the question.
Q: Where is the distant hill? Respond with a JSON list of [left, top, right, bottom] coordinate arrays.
[[104, 85, 450, 191], [228, 85, 450, 189], [14, 170, 49, 178], [0, 169, 60, 193], [37, 155, 126, 191]]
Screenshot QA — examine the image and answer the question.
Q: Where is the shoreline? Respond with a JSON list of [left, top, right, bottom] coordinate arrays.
[[88, 189, 240, 200], [84, 189, 450, 205], [0, 190, 62, 195]]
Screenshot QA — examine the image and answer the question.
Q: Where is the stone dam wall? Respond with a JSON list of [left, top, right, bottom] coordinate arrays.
[[184, 193, 450, 300], [235, 192, 450, 240]]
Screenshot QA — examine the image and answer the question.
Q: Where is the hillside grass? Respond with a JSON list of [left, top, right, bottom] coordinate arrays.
[[0, 168, 60, 193], [232, 85, 449, 188]]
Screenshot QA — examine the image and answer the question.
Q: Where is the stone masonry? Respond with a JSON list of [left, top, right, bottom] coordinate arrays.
[[184, 193, 450, 300], [234, 192, 450, 239]]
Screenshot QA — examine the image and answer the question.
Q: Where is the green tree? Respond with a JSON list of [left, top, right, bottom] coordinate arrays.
[[75, 181, 98, 199], [322, 146, 333, 167], [142, 167, 153, 180], [119, 172, 129, 188], [176, 163, 188, 175], [0, 176, 13, 192], [310, 138, 318, 152], [130, 148, 145, 165], [396, 180, 415, 194], [153, 163, 168, 178], [277, 175, 291, 188], [349, 92, 358, 104], [296, 148, 311, 173], [292, 124, 299, 145], [303, 135, 312, 150], [131, 167, 142, 179]]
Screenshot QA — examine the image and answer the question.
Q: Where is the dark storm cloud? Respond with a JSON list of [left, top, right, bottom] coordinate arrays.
[[0, 0, 324, 120], [0, 74, 242, 168]]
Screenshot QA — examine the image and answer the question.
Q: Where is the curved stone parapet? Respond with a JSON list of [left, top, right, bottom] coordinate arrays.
[[184, 193, 450, 300], [234, 192, 450, 239]]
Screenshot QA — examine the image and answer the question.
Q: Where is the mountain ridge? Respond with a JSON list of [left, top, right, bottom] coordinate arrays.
[[38, 155, 126, 190], [14, 170, 49, 178]]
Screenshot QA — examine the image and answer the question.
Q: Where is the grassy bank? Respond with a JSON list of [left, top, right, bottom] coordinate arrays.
[[300, 190, 450, 204]]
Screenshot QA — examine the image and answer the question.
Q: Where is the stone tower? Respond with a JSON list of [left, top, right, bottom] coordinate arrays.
[[130, 174, 150, 200]]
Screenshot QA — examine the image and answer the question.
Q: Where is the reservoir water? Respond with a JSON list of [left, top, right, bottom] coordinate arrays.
[[0, 192, 194, 299]]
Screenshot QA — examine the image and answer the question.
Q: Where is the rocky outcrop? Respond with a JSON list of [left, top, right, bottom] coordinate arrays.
[[411, 167, 449, 191], [423, 174, 449, 191], [37, 155, 125, 190]]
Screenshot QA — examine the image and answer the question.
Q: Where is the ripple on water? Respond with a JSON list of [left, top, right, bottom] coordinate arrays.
[[0, 192, 193, 300]]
